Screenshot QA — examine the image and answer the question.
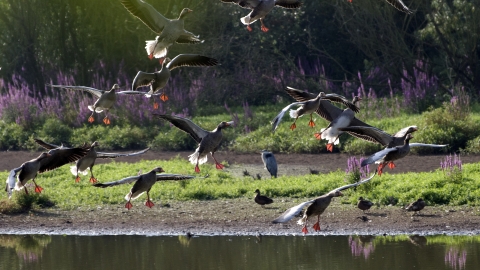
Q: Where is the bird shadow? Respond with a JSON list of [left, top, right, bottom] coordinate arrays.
[[364, 212, 387, 217], [262, 206, 280, 210]]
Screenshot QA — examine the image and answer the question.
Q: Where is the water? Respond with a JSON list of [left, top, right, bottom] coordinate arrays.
[[0, 234, 478, 270]]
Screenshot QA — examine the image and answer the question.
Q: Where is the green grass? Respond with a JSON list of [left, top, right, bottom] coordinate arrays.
[[1, 159, 480, 212]]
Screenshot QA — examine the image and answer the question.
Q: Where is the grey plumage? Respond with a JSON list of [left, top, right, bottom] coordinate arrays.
[[339, 126, 418, 148], [260, 150, 277, 178]]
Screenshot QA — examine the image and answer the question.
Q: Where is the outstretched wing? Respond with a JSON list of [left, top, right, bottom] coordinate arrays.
[[167, 54, 219, 71], [330, 169, 377, 193], [275, 0, 302, 9], [153, 114, 209, 143], [339, 126, 392, 147], [155, 174, 196, 182], [5, 167, 22, 198], [34, 138, 61, 150], [96, 148, 150, 159], [121, 0, 169, 34], [131, 71, 156, 90], [272, 199, 316, 223], [47, 84, 104, 98], [361, 148, 398, 167], [393, 126, 418, 137], [271, 101, 306, 132], [409, 143, 448, 148], [220, 0, 259, 9], [93, 175, 140, 188], [39, 146, 90, 173], [323, 93, 360, 113]]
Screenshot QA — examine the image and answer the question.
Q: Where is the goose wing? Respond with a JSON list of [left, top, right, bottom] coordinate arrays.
[[275, 0, 303, 9], [131, 71, 156, 90], [93, 175, 140, 187], [273, 170, 377, 223], [96, 148, 150, 159], [393, 126, 418, 137], [323, 93, 360, 113], [5, 167, 22, 198], [154, 114, 209, 143], [34, 138, 61, 150], [339, 126, 392, 146], [166, 54, 219, 70], [155, 173, 196, 182], [121, 0, 169, 34], [361, 148, 398, 167], [385, 0, 413, 14], [409, 143, 448, 148], [271, 101, 306, 132], [221, 0, 259, 9], [47, 84, 104, 98], [39, 146, 90, 173]]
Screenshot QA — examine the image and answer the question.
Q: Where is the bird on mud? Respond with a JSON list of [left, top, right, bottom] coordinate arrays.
[[339, 126, 418, 148], [254, 189, 274, 207], [47, 84, 144, 125], [132, 54, 219, 108], [271, 88, 359, 132], [121, 0, 203, 63], [272, 170, 377, 234], [361, 134, 447, 175], [357, 197, 374, 214], [6, 143, 90, 196], [405, 198, 425, 216], [93, 167, 195, 210], [34, 139, 150, 183], [260, 150, 277, 178], [220, 0, 303, 32], [154, 114, 233, 173]]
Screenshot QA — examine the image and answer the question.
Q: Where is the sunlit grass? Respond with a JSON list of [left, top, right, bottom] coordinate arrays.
[[1, 159, 480, 211]]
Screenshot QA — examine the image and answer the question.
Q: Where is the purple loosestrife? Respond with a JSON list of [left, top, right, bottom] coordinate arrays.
[[345, 156, 370, 184], [445, 247, 467, 270], [440, 154, 463, 183], [348, 236, 375, 260]]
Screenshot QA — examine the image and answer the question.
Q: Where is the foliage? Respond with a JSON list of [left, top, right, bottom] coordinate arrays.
[[441, 154, 463, 183], [0, 192, 54, 214]]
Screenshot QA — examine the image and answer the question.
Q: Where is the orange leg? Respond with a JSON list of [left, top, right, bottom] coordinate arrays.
[[312, 215, 321, 231], [153, 100, 159, 110], [246, 25, 252, 32], [125, 200, 133, 210], [388, 162, 396, 169], [377, 163, 385, 176], [314, 132, 322, 140], [148, 53, 154, 60], [103, 116, 111, 125], [308, 115, 315, 127], [212, 153, 224, 170], [160, 93, 169, 102], [302, 226, 309, 234], [88, 114, 95, 123], [33, 179, 43, 193], [194, 164, 201, 173], [145, 192, 155, 208], [75, 175, 81, 183], [89, 176, 97, 184], [159, 57, 165, 65], [290, 119, 298, 130], [326, 143, 334, 152], [260, 19, 269, 32]]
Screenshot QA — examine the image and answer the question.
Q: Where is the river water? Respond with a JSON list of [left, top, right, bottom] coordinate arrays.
[[0, 234, 478, 269]]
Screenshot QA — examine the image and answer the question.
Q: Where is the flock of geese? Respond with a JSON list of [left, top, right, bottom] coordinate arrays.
[[5, 0, 438, 234]]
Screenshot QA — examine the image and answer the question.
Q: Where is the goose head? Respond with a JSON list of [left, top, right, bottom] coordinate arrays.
[[178, 8, 193, 19], [110, 84, 120, 92], [405, 133, 414, 142], [91, 141, 100, 147], [152, 167, 165, 173], [254, 189, 260, 194], [329, 190, 343, 197], [352, 96, 362, 105], [217, 121, 234, 130]]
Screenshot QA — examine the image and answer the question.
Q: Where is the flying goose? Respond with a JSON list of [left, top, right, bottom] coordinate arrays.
[[154, 114, 234, 173], [339, 125, 418, 148], [93, 167, 195, 209], [357, 197, 374, 213], [361, 134, 447, 175], [272, 170, 377, 234], [121, 0, 203, 62], [221, 0, 303, 32], [405, 198, 425, 215], [34, 139, 150, 183], [315, 96, 362, 152], [132, 54, 219, 108], [254, 189, 274, 207], [6, 144, 90, 196], [272, 89, 359, 132], [260, 150, 277, 178], [47, 84, 141, 125]]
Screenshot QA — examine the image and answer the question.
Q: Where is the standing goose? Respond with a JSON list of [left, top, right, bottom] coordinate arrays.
[[260, 150, 277, 178], [154, 114, 234, 173], [316, 96, 362, 152], [272, 170, 377, 234], [34, 139, 150, 183], [132, 54, 219, 108], [93, 167, 195, 209], [47, 84, 139, 125], [254, 189, 274, 207], [357, 197, 374, 213], [6, 144, 90, 195], [271, 89, 359, 132], [405, 198, 425, 215], [361, 134, 447, 175], [221, 0, 303, 32], [121, 0, 203, 62], [339, 126, 418, 148]]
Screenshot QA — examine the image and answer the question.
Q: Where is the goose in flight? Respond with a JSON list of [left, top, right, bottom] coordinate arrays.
[[121, 0, 203, 63], [154, 114, 233, 173], [339, 125, 418, 148]]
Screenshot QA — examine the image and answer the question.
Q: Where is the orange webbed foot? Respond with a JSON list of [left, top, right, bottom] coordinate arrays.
[[215, 163, 224, 170], [145, 200, 155, 208], [153, 102, 159, 110], [377, 164, 385, 176], [308, 120, 315, 127], [194, 165, 200, 173], [301, 226, 308, 234], [148, 53, 154, 60], [89, 177, 97, 184], [290, 123, 297, 130], [261, 26, 269, 32], [125, 201, 133, 210], [103, 117, 111, 125], [388, 162, 396, 169], [312, 222, 321, 231], [75, 176, 81, 183], [247, 25, 252, 32], [88, 116, 94, 123], [160, 93, 168, 102], [34, 186, 43, 193], [314, 132, 322, 140], [326, 143, 334, 152]]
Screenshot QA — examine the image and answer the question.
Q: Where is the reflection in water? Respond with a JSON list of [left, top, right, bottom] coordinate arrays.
[[408, 235, 427, 246], [348, 235, 375, 259], [178, 232, 194, 247], [445, 247, 467, 270], [0, 235, 51, 263]]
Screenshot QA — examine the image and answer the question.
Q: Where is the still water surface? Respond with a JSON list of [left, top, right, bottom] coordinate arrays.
[[0, 234, 478, 270]]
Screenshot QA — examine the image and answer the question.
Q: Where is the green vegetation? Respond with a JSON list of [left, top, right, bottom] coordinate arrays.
[[1, 159, 480, 212]]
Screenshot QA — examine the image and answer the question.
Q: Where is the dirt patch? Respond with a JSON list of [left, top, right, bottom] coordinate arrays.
[[1, 151, 480, 236]]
